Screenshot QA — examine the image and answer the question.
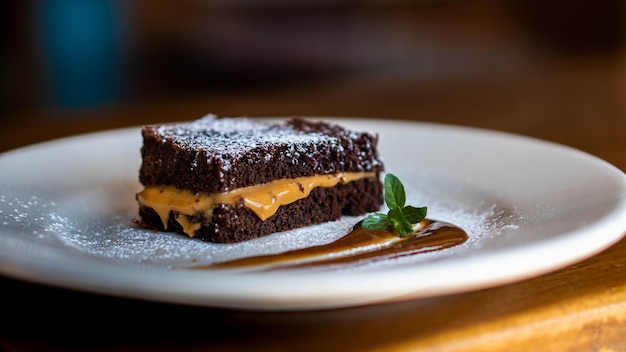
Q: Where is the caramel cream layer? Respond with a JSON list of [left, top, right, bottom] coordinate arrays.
[[137, 172, 376, 237]]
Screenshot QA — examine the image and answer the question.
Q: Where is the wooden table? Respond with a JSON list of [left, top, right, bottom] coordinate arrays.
[[1, 52, 625, 351]]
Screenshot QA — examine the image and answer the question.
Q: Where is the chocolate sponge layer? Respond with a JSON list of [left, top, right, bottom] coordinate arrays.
[[139, 116, 383, 193]]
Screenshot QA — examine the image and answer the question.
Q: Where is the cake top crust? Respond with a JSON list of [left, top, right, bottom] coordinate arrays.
[[152, 114, 338, 170], [139, 115, 384, 192]]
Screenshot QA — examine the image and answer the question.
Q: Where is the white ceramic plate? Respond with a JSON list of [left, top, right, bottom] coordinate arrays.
[[1, 118, 625, 311]]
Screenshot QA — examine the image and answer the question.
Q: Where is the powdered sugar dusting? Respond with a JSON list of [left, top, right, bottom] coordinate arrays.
[[0, 192, 54, 230], [145, 115, 383, 179], [153, 115, 337, 171]]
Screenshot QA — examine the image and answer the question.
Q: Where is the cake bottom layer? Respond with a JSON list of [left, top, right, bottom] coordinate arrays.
[[137, 177, 383, 243]]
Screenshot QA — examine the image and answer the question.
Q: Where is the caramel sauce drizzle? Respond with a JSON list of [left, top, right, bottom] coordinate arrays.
[[195, 219, 467, 271]]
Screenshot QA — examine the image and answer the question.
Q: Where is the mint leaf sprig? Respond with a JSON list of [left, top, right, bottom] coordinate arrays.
[[361, 173, 427, 237]]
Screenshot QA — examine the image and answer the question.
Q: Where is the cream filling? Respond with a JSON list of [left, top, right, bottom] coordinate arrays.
[[137, 171, 376, 237]]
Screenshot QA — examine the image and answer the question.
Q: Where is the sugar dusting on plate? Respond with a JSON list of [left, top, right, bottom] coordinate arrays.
[[0, 170, 519, 273]]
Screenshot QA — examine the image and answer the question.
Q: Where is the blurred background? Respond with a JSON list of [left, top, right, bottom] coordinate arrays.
[[0, 0, 624, 151]]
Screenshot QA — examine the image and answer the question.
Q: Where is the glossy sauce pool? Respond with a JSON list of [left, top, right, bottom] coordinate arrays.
[[194, 219, 468, 271]]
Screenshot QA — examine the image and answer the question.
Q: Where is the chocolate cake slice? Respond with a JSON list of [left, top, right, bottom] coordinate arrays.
[[136, 114, 384, 243]]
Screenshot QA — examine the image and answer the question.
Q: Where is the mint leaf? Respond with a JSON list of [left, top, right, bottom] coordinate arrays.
[[402, 206, 427, 224], [384, 173, 405, 209], [362, 213, 390, 230], [361, 173, 428, 237], [388, 206, 414, 236]]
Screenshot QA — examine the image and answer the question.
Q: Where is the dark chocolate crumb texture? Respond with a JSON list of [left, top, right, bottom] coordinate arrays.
[[136, 114, 384, 243]]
